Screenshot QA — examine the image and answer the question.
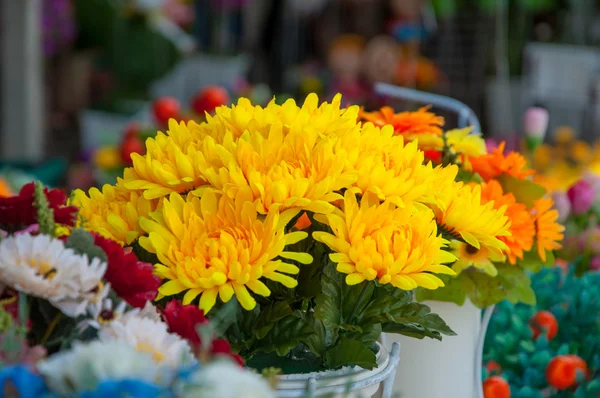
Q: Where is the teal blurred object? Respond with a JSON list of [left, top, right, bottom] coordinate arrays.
[[0, 158, 67, 189], [483, 267, 600, 397]]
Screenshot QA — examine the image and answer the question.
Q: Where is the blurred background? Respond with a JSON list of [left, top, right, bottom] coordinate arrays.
[[1, 0, 600, 191]]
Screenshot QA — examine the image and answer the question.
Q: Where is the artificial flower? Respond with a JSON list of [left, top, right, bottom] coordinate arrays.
[[337, 123, 436, 208], [71, 183, 160, 245], [37, 340, 164, 397], [551, 191, 571, 223], [444, 127, 486, 169], [451, 241, 504, 276], [98, 314, 194, 369], [94, 234, 161, 307], [0, 182, 77, 229], [94, 146, 121, 169], [0, 365, 48, 397], [470, 142, 535, 181], [179, 361, 274, 398], [123, 120, 208, 200], [430, 175, 511, 257], [139, 191, 311, 312], [162, 300, 244, 365], [313, 191, 456, 290], [0, 233, 107, 317], [480, 180, 535, 264], [359, 105, 444, 137], [532, 198, 565, 262], [78, 298, 128, 331]]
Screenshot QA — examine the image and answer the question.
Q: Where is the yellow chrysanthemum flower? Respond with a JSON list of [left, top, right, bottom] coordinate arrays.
[[429, 170, 511, 257], [200, 93, 360, 142], [450, 241, 505, 277], [192, 99, 358, 215], [123, 120, 207, 200], [94, 146, 121, 169], [71, 182, 160, 245], [313, 191, 456, 290], [445, 127, 486, 158], [138, 191, 312, 313], [337, 123, 436, 208]]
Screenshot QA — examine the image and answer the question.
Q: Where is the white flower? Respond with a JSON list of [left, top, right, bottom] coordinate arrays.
[[37, 340, 164, 396], [99, 314, 193, 368], [180, 361, 275, 398], [0, 233, 107, 317], [78, 298, 128, 331]]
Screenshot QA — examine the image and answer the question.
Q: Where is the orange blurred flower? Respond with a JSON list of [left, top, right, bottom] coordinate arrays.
[[0, 177, 12, 198], [359, 105, 444, 136], [532, 197, 565, 262], [480, 180, 535, 264], [470, 142, 535, 181]]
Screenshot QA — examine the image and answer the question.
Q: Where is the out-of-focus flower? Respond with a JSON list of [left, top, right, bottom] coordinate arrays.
[[99, 313, 194, 368], [0, 177, 13, 198], [0, 182, 77, 229], [523, 107, 549, 149], [567, 180, 595, 215], [551, 191, 571, 222], [590, 256, 600, 271], [582, 172, 600, 201], [470, 142, 534, 181], [162, 300, 244, 365], [359, 105, 444, 138], [179, 361, 274, 398], [0, 233, 107, 317], [94, 146, 122, 169], [37, 340, 164, 396], [579, 227, 600, 255], [93, 235, 161, 308]]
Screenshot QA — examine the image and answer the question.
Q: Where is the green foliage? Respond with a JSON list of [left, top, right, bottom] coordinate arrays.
[[497, 174, 546, 209], [65, 229, 107, 262], [325, 337, 377, 370], [33, 181, 55, 236]]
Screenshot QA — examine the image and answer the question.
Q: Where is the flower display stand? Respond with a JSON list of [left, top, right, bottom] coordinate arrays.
[[276, 342, 400, 398]]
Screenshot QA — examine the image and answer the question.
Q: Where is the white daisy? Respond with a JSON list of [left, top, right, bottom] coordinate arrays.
[[99, 314, 194, 368], [0, 233, 107, 317], [78, 298, 128, 331], [38, 340, 164, 396], [180, 361, 275, 398]]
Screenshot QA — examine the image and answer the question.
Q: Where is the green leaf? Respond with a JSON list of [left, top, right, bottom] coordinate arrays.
[[314, 261, 374, 328], [254, 302, 293, 340], [380, 302, 456, 340], [295, 240, 326, 299], [65, 229, 107, 262], [496, 265, 536, 305], [497, 174, 546, 208], [249, 314, 315, 357], [325, 337, 377, 370], [518, 244, 555, 272], [415, 275, 467, 306], [459, 270, 506, 308], [296, 311, 327, 357]]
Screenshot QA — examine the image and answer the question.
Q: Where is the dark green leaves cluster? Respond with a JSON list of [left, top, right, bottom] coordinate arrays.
[[225, 240, 455, 372]]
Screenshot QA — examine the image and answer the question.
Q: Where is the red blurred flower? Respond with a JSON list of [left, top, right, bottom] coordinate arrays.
[[0, 182, 77, 229], [93, 235, 161, 308], [163, 300, 244, 365]]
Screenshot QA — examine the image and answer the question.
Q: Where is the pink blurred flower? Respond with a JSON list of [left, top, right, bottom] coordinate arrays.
[[551, 191, 571, 222], [582, 172, 600, 202], [164, 0, 195, 26], [567, 180, 595, 215], [590, 256, 600, 271], [523, 107, 549, 140]]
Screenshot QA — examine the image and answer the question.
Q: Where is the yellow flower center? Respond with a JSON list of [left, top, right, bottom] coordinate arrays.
[[136, 343, 165, 362]]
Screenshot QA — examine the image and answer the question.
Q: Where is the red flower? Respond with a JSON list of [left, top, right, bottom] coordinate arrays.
[[163, 300, 244, 365], [93, 235, 161, 308], [423, 150, 442, 163], [0, 182, 77, 229]]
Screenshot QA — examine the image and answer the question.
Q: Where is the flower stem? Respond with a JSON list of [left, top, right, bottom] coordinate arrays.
[[40, 312, 62, 346]]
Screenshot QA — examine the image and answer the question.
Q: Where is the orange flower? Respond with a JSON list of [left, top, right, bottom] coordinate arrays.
[[480, 180, 535, 264], [0, 177, 12, 198], [294, 212, 312, 230], [532, 197, 565, 262], [359, 106, 444, 136], [470, 142, 535, 181]]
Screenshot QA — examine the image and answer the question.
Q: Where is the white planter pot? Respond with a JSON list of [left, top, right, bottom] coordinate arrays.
[[383, 300, 481, 398], [276, 342, 400, 398]]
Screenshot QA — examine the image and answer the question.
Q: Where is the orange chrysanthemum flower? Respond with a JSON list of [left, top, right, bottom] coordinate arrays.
[[359, 106, 444, 136], [0, 177, 12, 198], [480, 180, 535, 264], [470, 142, 535, 181], [532, 197, 565, 262]]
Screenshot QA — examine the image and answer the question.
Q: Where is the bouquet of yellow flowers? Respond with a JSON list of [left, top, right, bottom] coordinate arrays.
[[360, 106, 565, 308], [72, 94, 522, 371]]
